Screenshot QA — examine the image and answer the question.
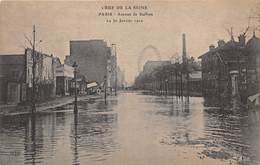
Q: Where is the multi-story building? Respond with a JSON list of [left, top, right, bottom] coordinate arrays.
[[245, 33, 260, 96], [199, 33, 260, 103], [65, 40, 111, 85], [106, 48, 114, 92], [199, 37, 247, 100], [25, 48, 57, 102], [0, 48, 58, 104], [117, 66, 126, 89]]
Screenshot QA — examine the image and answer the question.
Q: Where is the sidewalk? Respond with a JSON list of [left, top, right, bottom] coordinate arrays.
[[0, 94, 102, 116]]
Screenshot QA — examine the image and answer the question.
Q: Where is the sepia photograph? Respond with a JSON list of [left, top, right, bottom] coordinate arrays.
[[0, 0, 260, 164]]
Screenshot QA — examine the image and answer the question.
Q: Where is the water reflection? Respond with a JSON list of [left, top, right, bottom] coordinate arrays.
[[72, 113, 79, 165], [204, 108, 260, 163], [0, 98, 118, 165], [147, 94, 260, 164], [148, 96, 191, 118], [25, 115, 36, 165], [71, 100, 118, 161], [0, 93, 259, 165]]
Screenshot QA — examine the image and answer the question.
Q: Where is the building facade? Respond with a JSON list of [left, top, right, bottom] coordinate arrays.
[[25, 48, 57, 102], [117, 66, 126, 89], [65, 40, 111, 85], [56, 64, 74, 96], [245, 34, 260, 96], [106, 48, 114, 92], [189, 71, 202, 95], [0, 54, 26, 104], [199, 34, 260, 103]]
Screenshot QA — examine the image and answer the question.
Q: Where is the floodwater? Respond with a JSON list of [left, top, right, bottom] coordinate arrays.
[[0, 92, 260, 165]]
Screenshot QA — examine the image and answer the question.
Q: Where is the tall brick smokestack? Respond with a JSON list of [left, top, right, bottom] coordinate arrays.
[[182, 33, 187, 64]]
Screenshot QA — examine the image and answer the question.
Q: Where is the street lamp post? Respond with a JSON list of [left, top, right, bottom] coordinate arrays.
[[73, 62, 78, 113]]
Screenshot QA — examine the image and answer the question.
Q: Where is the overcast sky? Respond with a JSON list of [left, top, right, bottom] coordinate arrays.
[[0, 0, 259, 84]]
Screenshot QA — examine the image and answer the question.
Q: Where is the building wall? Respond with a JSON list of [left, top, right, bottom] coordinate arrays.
[[67, 40, 111, 84], [257, 54, 260, 91], [117, 66, 126, 89], [56, 77, 65, 96], [0, 78, 7, 104], [25, 48, 56, 101], [0, 55, 26, 104], [56, 64, 74, 77], [56, 64, 74, 96], [200, 41, 251, 101], [246, 36, 260, 94], [201, 52, 228, 96], [7, 83, 20, 104], [108, 55, 116, 90]]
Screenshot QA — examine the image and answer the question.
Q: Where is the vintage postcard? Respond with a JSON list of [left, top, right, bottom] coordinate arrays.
[[0, 0, 259, 165]]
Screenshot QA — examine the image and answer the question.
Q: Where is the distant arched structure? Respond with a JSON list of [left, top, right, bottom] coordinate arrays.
[[138, 45, 161, 72]]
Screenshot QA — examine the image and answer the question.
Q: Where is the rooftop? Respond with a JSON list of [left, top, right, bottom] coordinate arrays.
[[0, 54, 25, 65], [198, 40, 243, 59]]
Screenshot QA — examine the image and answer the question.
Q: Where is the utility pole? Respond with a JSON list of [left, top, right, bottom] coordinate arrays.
[[31, 25, 36, 114]]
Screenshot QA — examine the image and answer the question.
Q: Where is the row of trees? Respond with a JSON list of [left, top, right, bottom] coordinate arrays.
[[134, 57, 201, 96]]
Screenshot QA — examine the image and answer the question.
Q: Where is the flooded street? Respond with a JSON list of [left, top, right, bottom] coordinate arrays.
[[0, 92, 260, 165]]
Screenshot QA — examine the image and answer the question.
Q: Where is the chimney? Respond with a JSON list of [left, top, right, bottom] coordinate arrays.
[[209, 44, 215, 51], [217, 40, 225, 47], [253, 30, 256, 38], [238, 34, 245, 46], [182, 33, 187, 64]]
